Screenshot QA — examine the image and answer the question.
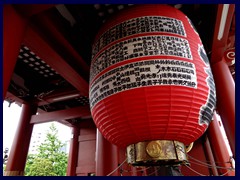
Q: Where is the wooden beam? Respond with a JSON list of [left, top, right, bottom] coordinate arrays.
[[34, 12, 90, 80], [23, 26, 89, 96], [57, 120, 74, 128], [30, 106, 91, 124], [13, 4, 56, 17], [211, 4, 235, 64], [36, 89, 81, 106], [5, 92, 26, 105]]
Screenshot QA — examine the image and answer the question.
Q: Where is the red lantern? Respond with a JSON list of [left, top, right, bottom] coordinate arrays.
[[89, 5, 216, 148]]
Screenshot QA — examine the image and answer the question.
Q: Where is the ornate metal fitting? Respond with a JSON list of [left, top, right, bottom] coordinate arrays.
[[126, 140, 188, 166]]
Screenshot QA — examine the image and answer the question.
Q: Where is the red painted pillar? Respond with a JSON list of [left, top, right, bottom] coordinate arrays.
[[75, 120, 96, 176], [211, 59, 235, 158], [96, 129, 118, 176], [203, 136, 219, 176], [3, 5, 28, 99], [4, 104, 37, 176], [67, 126, 79, 176], [207, 112, 235, 176]]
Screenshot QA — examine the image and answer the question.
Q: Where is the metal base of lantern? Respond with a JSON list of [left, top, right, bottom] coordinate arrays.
[[126, 140, 188, 166]]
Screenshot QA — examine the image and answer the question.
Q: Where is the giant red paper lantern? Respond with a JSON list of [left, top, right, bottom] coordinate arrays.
[[89, 5, 216, 148]]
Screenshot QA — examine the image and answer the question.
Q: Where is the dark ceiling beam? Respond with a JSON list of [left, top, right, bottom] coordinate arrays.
[[13, 4, 56, 18], [210, 4, 235, 64], [32, 10, 90, 80], [36, 89, 81, 106], [227, 13, 235, 49], [57, 120, 74, 128], [5, 92, 27, 105], [30, 106, 91, 124], [23, 26, 89, 96], [34, 88, 81, 106]]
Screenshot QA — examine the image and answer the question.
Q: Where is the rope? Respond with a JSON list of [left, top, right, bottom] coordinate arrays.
[[184, 163, 232, 176], [188, 154, 234, 170], [219, 170, 232, 176], [146, 167, 161, 176], [189, 159, 234, 170], [106, 146, 234, 176], [183, 164, 207, 176], [106, 158, 127, 176], [176, 145, 235, 170], [122, 166, 151, 173]]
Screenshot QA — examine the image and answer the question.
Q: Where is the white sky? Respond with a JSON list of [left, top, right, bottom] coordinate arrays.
[[3, 101, 71, 153]]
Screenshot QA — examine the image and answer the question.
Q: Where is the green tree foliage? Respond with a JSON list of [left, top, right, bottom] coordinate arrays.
[[3, 147, 9, 172], [26, 158, 57, 176], [24, 154, 36, 175], [25, 123, 68, 176]]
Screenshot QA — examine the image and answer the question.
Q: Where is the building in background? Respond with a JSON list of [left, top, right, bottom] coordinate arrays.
[[28, 130, 46, 154], [28, 122, 71, 154]]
